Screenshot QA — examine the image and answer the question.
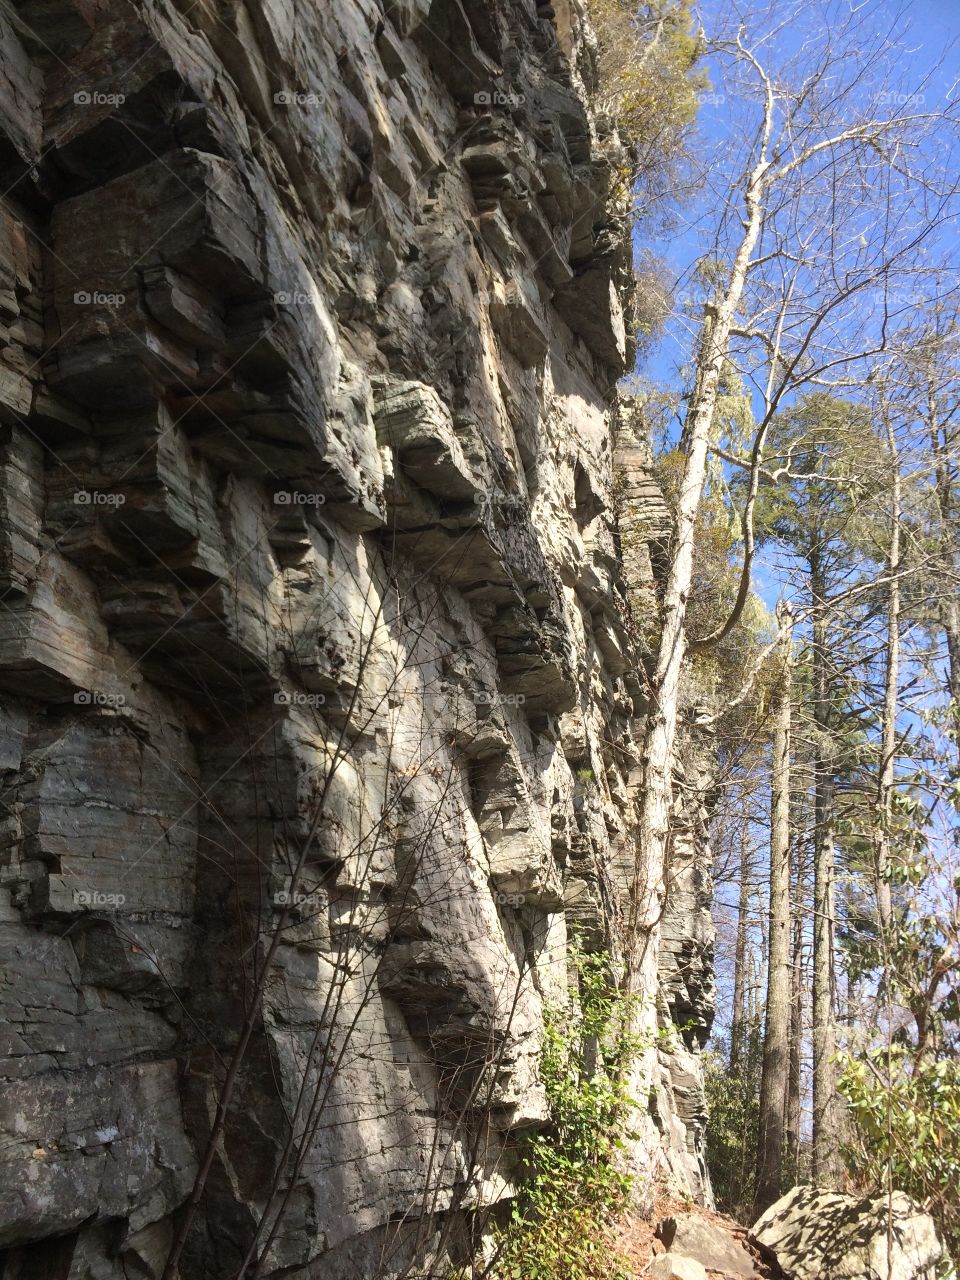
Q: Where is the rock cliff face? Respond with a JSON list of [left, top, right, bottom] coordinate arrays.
[[0, 0, 713, 1276]]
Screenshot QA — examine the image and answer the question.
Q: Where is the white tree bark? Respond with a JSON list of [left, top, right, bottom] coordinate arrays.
[[754, 602, 793, 1213]]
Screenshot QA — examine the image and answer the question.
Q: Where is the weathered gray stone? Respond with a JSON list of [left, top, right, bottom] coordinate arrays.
[[650, 1253, 710, 1280], [753, 1187, 945, 1280], [658, 1213, 756, 1277], [0, 427, 43, 595]]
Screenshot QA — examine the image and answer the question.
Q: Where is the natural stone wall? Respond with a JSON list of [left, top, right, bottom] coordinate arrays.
[[0, 0, 713, 1276]]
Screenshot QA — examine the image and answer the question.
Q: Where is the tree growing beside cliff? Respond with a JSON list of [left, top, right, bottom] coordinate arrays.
[[895, 304, 960, 767], [585, 0, 706, 210], [829, 315, 960, 1263], [753, 601, 793, 1214], [751, 393, 893, 1182], [626, 2, 960, 1191], [704, 333, 960, 1242]]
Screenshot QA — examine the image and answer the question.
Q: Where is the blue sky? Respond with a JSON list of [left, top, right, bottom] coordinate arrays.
[[637, 0, 960, 397], [632, 0, 960, 617]]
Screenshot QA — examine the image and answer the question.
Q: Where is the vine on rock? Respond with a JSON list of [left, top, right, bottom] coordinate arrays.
[[491, 944, 652, 1280]]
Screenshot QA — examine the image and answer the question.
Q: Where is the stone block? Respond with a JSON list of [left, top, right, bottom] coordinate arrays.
[[753, 1187, 944, 1280]]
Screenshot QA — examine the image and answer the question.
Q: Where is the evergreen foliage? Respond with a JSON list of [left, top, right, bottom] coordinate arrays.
[[491, 946, 646, 1280], [703, 1040, 763, 1218]]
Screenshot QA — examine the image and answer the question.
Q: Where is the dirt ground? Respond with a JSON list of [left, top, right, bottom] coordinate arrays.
[[611, 1191, 783, 1278]]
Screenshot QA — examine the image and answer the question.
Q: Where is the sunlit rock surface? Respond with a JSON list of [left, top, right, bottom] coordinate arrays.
[[753, 1187, 945, 1280]]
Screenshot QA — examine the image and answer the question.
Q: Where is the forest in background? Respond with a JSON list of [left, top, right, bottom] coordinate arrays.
[[539, 0, 960, 1272]]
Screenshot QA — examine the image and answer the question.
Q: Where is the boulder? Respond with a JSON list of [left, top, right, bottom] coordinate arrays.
[[650, 1253, 710, 1280], [752, 1186, 944, 1280], [657, 1213, 756, 1277]]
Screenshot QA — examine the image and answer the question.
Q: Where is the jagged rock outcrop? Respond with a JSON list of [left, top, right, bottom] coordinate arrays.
[[0, 0, 714, 1275]]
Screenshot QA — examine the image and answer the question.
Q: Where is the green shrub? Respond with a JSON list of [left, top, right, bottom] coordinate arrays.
[[839, 1048, 960, 1268], [491, 946, 644, 1280], [703, 1043, 762, 1218]]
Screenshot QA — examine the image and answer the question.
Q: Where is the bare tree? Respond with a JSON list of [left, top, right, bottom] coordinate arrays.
[[754, 602, 793, 1213], [901, 311, 960, 761], [873, 392, 902, 937], [730, 810, 754, 1074], [632, 0, 957, 962], [809, 543, 843, 1185], [625, 1, 960, 1132]]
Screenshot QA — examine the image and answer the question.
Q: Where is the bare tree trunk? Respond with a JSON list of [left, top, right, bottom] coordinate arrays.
[[620, 145, 774, 1173], [754, 604, 793, 1215], [929, 386, 960, 765], [810, 555, 842, 1186], [627, 141, 772, 977], [942, 593, 960, 775], [812, 798, 840, 1184], [874, 411, 901, 935], [787, 908, 803, 1182], [944, 597, 960, 705], [730, 815, 752, 1073]]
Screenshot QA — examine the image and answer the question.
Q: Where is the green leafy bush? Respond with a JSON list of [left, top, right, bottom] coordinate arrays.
[[839, 1048, 960, 1266], [491, 946, 643, 1280], [703, 1043, 762, 1218]]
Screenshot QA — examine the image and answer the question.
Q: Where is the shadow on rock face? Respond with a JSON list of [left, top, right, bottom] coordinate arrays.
[[751, 1186, 944, 1280]]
